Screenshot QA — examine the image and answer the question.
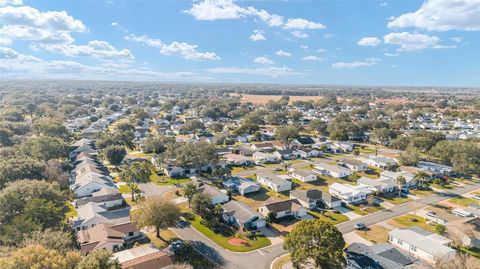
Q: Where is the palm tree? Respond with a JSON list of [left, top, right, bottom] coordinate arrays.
[[183, 182, 198, 207], [414, 171, 430, 190], [395, 176, 406, 197]]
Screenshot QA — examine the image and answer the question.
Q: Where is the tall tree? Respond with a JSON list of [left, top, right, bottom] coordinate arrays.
[[135, 197, 181, 239], [183, 182, 198, 206], [119, 162, 151, 201], [77, 249, 120, 269], [284, 219, 345, 269], [0, 244, 81, 269], [103, 145, 126, 167], [274, 125, 300, 149], [395, 176, 406, 197], [414, 171, 430, 190]]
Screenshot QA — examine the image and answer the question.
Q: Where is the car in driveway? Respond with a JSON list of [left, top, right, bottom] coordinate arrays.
[[354, 222, 366, 230], [168, 240, 185, 252], [473, 195, 480, 200]]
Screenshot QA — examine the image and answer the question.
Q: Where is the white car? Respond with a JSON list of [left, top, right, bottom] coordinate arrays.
[[354, 222, 366, 230], [472, 195, 480, 200]]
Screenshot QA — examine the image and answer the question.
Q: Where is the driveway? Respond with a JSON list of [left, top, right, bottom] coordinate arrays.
[[139, 182, 176, 197]]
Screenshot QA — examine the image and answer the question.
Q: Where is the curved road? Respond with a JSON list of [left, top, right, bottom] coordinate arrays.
[[174, 181, 480, 269]]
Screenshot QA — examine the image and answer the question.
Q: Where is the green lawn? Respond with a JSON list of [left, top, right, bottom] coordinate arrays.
[[189, 216, 271, 252], [448, 196, 479, 207], [344, 204, 384, 216], [461, 246, 480, 258], [145, 230, 179, 249], [431, 183, 456, 190], [389, 214, 436, 233], [379, 195, 412, 205], [150, 172, 190, 185], [308, 210, 349, 225], [231, 166, 255, 174], [409, 189, 436, 197], [118, 184, 132, 194]]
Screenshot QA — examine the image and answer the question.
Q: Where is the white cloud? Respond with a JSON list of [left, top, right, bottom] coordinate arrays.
[[111, 22, 118, 26], [0, 47, 195, 80], [0, 5, 86, 45], [300, 45, 308, 49], [384, 52, 399, 57], [283, 18, 325, 30], [184, 0, 326, 31], [383, 32, 440, 51], [317, 48, 327, 53], [357, 37, 381, 46], [34, 40, 134, 60], [0, 0, 23, 6], [291, 31, 309, 39], [302, 55, 320, 61], [388, 0, 480, 31], [125, 34, 220, 61], [451, 36, 463, 43], [379, 2, 388, 7], [207, 65, 299, 77], [276, 50, 291, 57], [250, 30, 265, 41], [254, 56, 274, 65], [332, 58, 380, 69]]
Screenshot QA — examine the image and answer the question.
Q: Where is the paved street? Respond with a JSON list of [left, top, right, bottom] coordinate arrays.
[[336, 182, 480, 234], [139, 182, 175, 197]]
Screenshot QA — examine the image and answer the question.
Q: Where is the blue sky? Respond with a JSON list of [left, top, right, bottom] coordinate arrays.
[[0, 0, 479, 87]]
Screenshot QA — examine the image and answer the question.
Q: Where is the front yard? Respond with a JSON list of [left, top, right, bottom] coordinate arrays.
[[189, 216, 271, 252], [308, 210, 349, 225], [150, 172, 190, 186], [447, 196, 479, 207], [344, 203, 384, 216], [356, 225, 390, 244], [378, 195, 412, 205], [388, 214, 436, 233]]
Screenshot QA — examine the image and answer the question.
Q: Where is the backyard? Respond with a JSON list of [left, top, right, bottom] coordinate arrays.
[[356, 225, 390, 244]]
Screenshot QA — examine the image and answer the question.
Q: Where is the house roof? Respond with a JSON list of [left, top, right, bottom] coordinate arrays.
[[113, 245, 173, 269], [315, 163, 352, 174], [77, 222, 138, 255], [75, 192, 123, 207], [295, 136, 315, 145], [199, 185, 227, 198], [389, 227, 455, 258], [329, 183, 372, 196], [341, 158, 367, 167], [290, 189, 340, 204], [258, 173, 290, 186], [345, 243, 418, 269], [290, 169, 316, 178], [222, 200, 262, 225], [261, 199, 304, 213]]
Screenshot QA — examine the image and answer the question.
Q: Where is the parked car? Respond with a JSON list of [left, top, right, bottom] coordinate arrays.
[[472, 195, 480, 200], [354, 222, 366, 230], [168, 240, 185, 252], [426, 211, 437, 218]]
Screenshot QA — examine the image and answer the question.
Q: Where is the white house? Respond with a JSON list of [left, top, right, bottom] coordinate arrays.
[[329, 183, 372, 204], [257, 174, 292, 192], [381, 170, 417, 188], [71, 172, 116, 198], [340, 158, 368, 172], [222, 200, 266, 229], [259, 199, 307, 219], [251, 142, 274, 152], [363, 156, 398, 169], [416, 161, 453, 176], [389, 227, 456, 265], [357, 177, 396, 194], [224, 154, 253, 166], [290, 189, 341, 209], [273, 149, 300, 160], [289, 169, 317, 183], [314, 163, 353, 179], [295, 148, 321, 158], [252, 152, 278, 164], [222, 177, 260, 196], [71, 202, 130, 231], [75, 188, 124, 209], [198, 185, 230, 205]]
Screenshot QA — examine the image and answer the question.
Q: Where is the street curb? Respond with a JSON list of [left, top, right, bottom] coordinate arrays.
[[270, 253, 289, 269]]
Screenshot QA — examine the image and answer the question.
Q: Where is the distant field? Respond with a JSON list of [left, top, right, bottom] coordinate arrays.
[[231, 93, 323, 105]]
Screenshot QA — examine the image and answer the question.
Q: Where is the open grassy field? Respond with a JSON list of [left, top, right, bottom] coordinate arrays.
[[234, 93, 323, 105]]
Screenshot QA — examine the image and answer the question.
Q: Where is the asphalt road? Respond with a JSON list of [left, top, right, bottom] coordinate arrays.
[[139, 182, 175, 197], [336, 181, 480, 233], [173, 181, 480, 269]]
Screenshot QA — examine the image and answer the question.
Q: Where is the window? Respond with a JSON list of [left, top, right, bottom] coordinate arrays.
[[410, 245, 417, 252], [398, 239, 403, 245], [128, 232, 134, 236]]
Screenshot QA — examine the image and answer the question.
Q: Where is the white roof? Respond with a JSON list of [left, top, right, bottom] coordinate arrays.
[[315, 163, 352, 174], [329, 182, 372, 196]]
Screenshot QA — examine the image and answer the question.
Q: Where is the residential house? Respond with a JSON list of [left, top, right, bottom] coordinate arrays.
[[251, 142, 274, 152], [416, 161, 453, 177], [314, 163, 353, 179], [113, 244, 173, 269], [388, 227, 456, 265], [221, 200, 266, 229], [331, 141, 354, 152], [222, 177, 260, 196], [259, 199, 307, 219], [290, 189, 341, 209], [381, 170, 417, 188], [329, 183, 372, 204], [77, 222, 142, 255], [224, 153, 253, 166], [292, 136, 316, 148], [71, 202, 130, 231], [75, 188, 124, 209], [252, 152, 278, 164], [364, 156, 398, 170], [289, 169, 317, 183], [257, 174, 292, 192], [271, 140, 287, 150], [295, 147, 321, 158], [162, 164, 186, 178], [341, 158, 368, 172], [70, 172, 116, 198], [198, 185, 230, 205], [345, 243, 423, 269], [357, 177, 396, 194], [273, 149, 300, 160]]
